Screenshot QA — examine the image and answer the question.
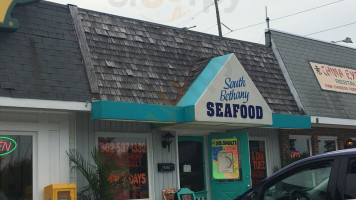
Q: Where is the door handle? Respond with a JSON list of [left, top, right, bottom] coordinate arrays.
[[247, 184, 251, 188]]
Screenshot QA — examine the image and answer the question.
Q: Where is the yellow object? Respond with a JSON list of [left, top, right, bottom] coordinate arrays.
[[44, 183, 77, 200], [0, 0, 14, 23]]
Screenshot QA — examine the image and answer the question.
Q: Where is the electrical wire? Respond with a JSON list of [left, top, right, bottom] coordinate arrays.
[[202, 24, 218, 32], [305, 20, 356, 36], [178, 0, 224, 27], [178, 2, 215, 27], [224, 0, 346, 37]]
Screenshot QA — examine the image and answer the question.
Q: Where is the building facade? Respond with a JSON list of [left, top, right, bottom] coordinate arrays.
[[0, 2, 315, 200], [70, 5, 309, 200], [267, 29, 356, 165], [0, 2, 92, 200]]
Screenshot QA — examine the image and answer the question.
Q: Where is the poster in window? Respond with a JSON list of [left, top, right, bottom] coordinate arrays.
[[212, 138, 239, 179], [98, 137, 149, 199], [249, 141, 267, 186]]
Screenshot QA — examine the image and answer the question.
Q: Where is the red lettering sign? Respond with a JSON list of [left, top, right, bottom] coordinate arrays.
[[0, 137, 17, 156], [98, 137, 149, 199]]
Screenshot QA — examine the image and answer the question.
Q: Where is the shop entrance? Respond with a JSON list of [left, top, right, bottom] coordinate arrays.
[[178, 137, 207, 199], [208, 132, 251, 200]]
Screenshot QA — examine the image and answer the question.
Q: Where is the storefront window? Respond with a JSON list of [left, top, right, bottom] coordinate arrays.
[[0, 135, 33, 200], [318, 137, 337, 154], [98, 136, 149, 199], [289, 136, 311, 159], [249, 140, 267, 186]]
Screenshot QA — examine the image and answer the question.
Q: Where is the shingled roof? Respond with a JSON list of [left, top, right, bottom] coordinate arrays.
[[0, 2, 91, 102], [69, 5, 301, 115], [269, 30, 356, 119]]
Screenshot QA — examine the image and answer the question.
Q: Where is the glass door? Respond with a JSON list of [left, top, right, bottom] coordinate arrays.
[[178, 137, 206, 199]]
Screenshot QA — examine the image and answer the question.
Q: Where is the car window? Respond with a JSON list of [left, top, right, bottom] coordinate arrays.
[[263, 162, 333, 200], [344, 159, 356, 199]]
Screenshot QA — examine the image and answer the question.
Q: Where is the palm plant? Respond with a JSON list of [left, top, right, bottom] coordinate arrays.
[[67, 148, 130, 200]]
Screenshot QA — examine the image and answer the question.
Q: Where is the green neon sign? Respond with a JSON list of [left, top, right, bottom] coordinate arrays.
[[0, 0, 40, 30], [0, 137, 17, 156]]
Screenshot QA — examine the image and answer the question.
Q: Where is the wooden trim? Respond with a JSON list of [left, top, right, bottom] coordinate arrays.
[[0, 96, 91, 111], [68, 5, 99, 95]]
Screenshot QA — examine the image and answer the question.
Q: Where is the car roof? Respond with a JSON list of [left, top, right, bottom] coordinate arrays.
[[303, 148, 356, 162], [273, 148, 356, 176]]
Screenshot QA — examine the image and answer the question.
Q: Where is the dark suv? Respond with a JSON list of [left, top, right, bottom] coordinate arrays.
[[236, 149, 356, 200]]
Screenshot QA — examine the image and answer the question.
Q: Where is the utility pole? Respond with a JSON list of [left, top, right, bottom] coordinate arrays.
[[265, 6, 270, 29], [214, 0, 222, 37]]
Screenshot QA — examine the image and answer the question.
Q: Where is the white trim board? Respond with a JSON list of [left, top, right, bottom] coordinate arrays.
[[0, 97, 91, 111], [311, 116, 356, 127]]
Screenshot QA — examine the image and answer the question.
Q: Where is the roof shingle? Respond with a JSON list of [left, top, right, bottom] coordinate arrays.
[[75, 6, 300, 114], [0, 2, 92, 102]]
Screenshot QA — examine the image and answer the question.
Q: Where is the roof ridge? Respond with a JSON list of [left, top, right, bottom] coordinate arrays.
[[268, 28, 356, 51], [76, 6, 270, 48]]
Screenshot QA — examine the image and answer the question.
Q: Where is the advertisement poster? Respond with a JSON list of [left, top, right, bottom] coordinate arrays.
[[98, 137, 149, 199], [249, 141, 267, 186], [212, 138, 239, 179]]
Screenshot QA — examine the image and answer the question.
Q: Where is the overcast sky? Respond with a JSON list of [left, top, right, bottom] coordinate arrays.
[[49, 0, 356, 48]]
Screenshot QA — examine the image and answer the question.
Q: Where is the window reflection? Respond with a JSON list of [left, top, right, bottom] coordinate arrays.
[[318, 139, 336, 154], [0, 135, 33, 200], [289, 137, 310, 159]]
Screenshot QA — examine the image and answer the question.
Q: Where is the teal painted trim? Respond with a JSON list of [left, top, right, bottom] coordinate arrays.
[[177, 54, 232, 106], [92, 101, 195, 123], [268, 113, 311, 129], [184, 106, 195, 122]]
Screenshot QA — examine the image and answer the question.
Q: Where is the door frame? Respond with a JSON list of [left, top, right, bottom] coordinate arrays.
[[0, 131, 38, 200]]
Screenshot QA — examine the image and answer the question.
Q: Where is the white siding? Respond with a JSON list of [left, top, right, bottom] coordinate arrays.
[[0, 109, 71, 200], [152, 129, 179, 200], [247, 128, 281, 176]]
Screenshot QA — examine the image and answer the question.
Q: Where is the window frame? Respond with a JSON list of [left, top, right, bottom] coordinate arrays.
[[339, 156, 356, 199], [318, 136, 338, 154], [0, 131, 37, 200], [289, 135, 312, 157], [95, 132, 154, 200]]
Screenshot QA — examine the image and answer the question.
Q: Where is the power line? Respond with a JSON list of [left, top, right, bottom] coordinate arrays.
[[224, 0, 346, 37], [178, 0, 225, 27], [178, 2, 215, 27], [202, 24, 218, 32], [221, 22, 232, 31], [273, 0, 344, 21], [305, 20, 356, 36]]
